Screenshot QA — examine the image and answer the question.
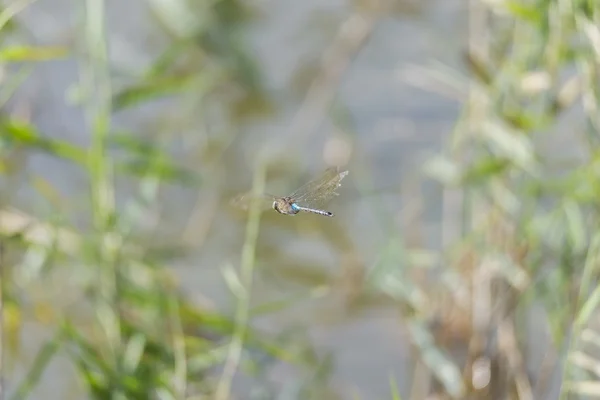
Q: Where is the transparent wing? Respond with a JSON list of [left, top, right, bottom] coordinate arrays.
[[230, 192, 276, 211], [288, 167, 348, 207]]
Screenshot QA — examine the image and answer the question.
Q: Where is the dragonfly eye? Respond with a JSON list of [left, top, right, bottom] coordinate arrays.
[[272, 201, 278, 211]]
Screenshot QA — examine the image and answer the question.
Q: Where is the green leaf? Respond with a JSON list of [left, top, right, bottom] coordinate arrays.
[[462, 157, 510, 185], [122, 334, 147, 374], [115, 158, 200, 186], [10, 328, 66, 400], [504, 1, 543, 23], [112, 75, 197, 111], [563, 200, 587, 253], [0, 45, 68, 61], [408, 321, 465, 397], [1, 119, 87, 164]]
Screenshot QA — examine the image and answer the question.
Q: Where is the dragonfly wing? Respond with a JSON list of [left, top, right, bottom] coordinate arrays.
[[230, 192, 276, 211], [289, 167, 348, 207]]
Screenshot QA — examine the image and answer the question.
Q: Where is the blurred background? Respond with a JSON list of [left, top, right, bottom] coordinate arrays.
[[1, 0, 600, 399]]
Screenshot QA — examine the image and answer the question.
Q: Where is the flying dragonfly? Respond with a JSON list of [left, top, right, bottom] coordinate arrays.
[[232, 167, 349, 217]]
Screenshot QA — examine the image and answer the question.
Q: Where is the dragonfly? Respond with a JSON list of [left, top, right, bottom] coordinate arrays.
[[232, 167, 349, 217]]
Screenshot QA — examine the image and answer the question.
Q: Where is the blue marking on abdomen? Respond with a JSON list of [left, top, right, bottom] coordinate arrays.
[[291, 203, 300, 211]]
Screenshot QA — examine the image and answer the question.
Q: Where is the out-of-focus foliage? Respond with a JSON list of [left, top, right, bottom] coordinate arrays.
[[0, 1, 330, 399], [370, 0, 600, 398]]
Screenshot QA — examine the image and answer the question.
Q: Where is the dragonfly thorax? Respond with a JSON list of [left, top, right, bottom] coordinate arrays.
[[272, 197, 300, 215]]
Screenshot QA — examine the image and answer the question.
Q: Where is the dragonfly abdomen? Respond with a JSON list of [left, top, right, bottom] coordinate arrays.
[[294, 205, 333, 217]]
